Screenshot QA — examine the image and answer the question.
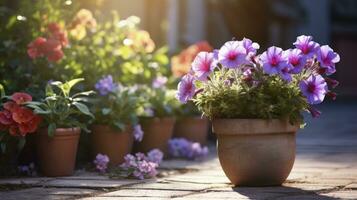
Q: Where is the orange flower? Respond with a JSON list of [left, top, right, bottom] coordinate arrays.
[[11, 92, 32, 104], [171, 41, 213, 77]]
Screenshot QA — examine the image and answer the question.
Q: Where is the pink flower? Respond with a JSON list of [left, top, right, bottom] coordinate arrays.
[[293, 35, 320, 59], [299, 75, 327, 104], [191, 52, 215, 81], [284, 49, 306, 74], [316, 45, 340, 75], [12, 92, 32, 104], [238, 38, 260, 58], [218, 41, 248, 68], [260, 46, 289, 75], [176, 74, 196, 103], [27, 37, 47, 59]]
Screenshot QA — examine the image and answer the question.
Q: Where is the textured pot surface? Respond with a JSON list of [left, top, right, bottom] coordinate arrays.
[[134, 117, 175, 155], [36, 127, 80, 177], [212, 119, 299, 186], [91, 125, 133, 166], [173, 117, 209, 145]]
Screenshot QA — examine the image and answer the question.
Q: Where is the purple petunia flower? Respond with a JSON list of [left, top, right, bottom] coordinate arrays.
[[133, 124, 144, 142], [94, 154, 110, 173], [238, 38, 260, 58], [168, 138, 209, 160], [308, 106, 321, 118], [316, 45, 340, 75], [191, 52, 215, 81], [218, 41, 248, 68], [279, 66, 292, 82], [260, 46, 289, 75], [293, 35, 320, 59], [284, 49, 307, 74], [95, 75, 117, 96], [147, 149, 163, 164], [152, 76, 168, 88], [299, 75, 328, 104], [176, 74, 196, 103]]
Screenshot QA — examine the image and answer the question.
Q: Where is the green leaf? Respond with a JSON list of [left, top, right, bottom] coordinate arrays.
[[72, 91, 95, 98], [113, 122, 125, 131], [48, 123, 56, 137], [66, 78, 84, 90], [17, 137, 26, 151], [73, 102, 94, 118], [45, 84, 55, 96]]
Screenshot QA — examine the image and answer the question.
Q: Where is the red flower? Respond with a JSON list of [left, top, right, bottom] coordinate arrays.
[[19, 115, 42, 136], [27, 37, 47, 59], [0, 110, 14, 125], [12, 92, 32, 104], [47, 23, 62, 34], [3, 101, 20, 112], [48, 23, 69, 47], [12, 107, 34, 124]]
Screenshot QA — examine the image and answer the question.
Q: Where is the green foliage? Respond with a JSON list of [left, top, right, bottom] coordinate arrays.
[[26, 78, 94, 136], [195, 67, 308, 124], [91, 85, 140, 131]]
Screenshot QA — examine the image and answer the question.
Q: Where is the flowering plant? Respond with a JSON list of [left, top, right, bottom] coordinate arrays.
[[0, 91, 41, 152], [176, 36, 340, 123], [26, 78, 94, 136], [91, 75, 143, 140], [109, 149, 163, 179]]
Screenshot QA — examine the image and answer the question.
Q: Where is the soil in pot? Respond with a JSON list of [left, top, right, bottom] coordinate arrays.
[[173, 117, 209, 145], [134, 117, 175, 155], [213, 119, 299, 186], [91, 125, 133, 166], [36, 127, 80, 177]]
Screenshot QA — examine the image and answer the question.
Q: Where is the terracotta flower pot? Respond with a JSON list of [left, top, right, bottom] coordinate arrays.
[[134, 117, 175, 155], [36, 127, 80, 177], [173, 117, 209, 145], [212, 119, 299, 186], [91, 125, 133, 166]]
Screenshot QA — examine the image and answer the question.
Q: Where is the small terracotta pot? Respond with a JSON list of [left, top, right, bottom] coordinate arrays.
[[212, 119, 299, 186], [91, 125, 133, 166], [36, 127, 80, 177], [134, 117, 175, 155], [173, 117, 209, 145]]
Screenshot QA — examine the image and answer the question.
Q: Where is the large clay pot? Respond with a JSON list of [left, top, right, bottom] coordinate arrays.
[[212, 119, 298, 186], [173, 117, 209, 145], [91, 125, 133, 166], [134, 117, 175, 155], [36, 127, 80, 177]]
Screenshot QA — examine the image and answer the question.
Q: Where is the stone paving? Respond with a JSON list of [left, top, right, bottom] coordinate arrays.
[[0, 101, 357, 200]]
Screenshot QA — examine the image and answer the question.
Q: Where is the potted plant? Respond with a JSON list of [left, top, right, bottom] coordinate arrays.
[[134, 84, 178, 155], [26, 78, 94, 177], [91, 75, 143, 166], [176, 36, 340, 186]]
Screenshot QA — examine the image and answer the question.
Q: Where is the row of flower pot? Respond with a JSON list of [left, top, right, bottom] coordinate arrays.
[[36, 117, 209, 177]]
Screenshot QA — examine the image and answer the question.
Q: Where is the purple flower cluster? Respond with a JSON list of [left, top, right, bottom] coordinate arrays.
[[95, 75, 117, 96], [176, 74, 196, 103], [18, 163, 37, 176], [94, 153, 110, 173], [168, 138, 209, 160], [119, 149, 163, 179], [133, 124, 144, 142]]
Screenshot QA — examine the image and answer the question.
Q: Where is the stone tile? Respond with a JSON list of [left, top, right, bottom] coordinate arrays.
[[0, 187, 97, 200], [43, 178, 150, 188], [321, 190, 357, 199], [274, 194, 336, 200], [122, 181, 225, 191], [99, 188, 192, 198], [81, 197, 165, 200], [0, 177, 53, 186]]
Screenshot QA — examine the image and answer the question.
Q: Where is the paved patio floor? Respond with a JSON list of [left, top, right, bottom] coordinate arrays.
[[0, 100, 356, 200]]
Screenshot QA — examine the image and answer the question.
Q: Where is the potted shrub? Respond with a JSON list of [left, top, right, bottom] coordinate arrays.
[[91, 75, 143, 166], [26, 78, 94, 177], [176, 36, 340, 186], [134, 84, 178, 155]]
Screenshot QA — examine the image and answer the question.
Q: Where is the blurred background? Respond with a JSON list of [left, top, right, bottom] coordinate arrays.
[[79, 0, 357, 96]]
